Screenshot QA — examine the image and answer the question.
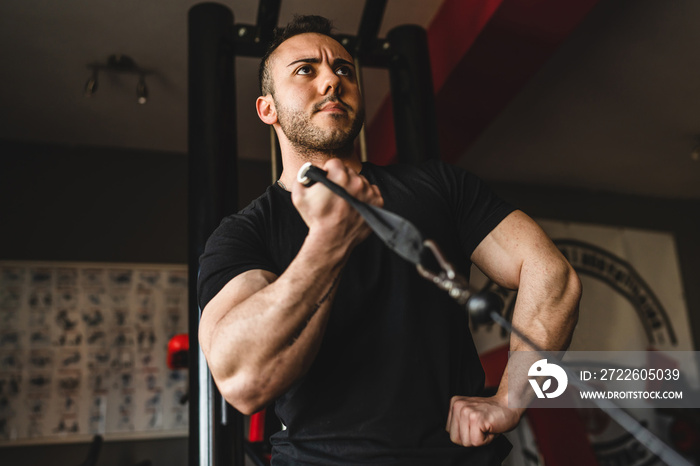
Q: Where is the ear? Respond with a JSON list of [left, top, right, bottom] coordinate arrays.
[[256, 95, 277, 125]]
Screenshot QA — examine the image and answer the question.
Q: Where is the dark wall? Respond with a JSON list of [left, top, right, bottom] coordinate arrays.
[[0, 140, 188, 263], [0, 140, 272, 263]]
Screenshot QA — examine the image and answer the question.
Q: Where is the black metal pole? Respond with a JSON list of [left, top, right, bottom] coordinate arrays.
[[355, 0, 388, 57], [188, 3, 242, 466], [255, 0, 281, 44], [387, 25, 440, 165]]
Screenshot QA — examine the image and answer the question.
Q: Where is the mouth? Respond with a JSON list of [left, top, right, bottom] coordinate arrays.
[[319, 104, 346, 113], [314, 98, 351, 115]]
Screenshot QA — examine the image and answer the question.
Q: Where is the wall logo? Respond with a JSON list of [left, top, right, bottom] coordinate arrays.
[[528, 359, 568, 399]]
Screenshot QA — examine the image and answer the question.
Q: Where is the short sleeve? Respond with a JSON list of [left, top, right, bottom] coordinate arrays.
[[420, 160, 516, 258], [197, 205, 277, 311]]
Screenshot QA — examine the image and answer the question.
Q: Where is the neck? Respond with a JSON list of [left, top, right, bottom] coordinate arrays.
[[277, 143, 362, 190]]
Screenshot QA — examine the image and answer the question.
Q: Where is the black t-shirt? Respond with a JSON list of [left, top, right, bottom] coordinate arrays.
[[198, 160, 516, 465]]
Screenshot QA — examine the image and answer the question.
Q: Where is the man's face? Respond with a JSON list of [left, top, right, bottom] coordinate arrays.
[[266, 33, 364, 153]]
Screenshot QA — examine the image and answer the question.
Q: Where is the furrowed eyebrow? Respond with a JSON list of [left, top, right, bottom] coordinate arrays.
[[287, 58, 320, 67], [286, 57, 356, 69], [333, 58, 355, 69]]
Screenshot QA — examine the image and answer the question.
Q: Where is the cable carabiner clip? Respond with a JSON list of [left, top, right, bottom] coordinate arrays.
[[416, 239, 472, 305]]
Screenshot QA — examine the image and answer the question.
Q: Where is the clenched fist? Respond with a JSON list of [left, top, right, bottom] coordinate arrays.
[[292, 158, 383, 254], [445, 395, 523, 447]]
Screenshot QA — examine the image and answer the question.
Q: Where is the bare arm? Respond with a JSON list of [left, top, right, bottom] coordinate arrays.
[[199, 159, 383, 415], [446, 210, 581, 446]]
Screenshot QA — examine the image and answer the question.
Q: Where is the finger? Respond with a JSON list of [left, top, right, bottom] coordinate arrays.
[[449, 402, 464, 445], [469, 414, 485, 447], [460, 406, 474, 447], [358, 178, 374, 197], [473, 431, 494, 447], [446, 396, 461, 432], [470, 413, 494, 447], [367, 184, 384, 207], [356, 172, 370, 191], [448, 414, 461, 445], [323, 159, 350, 184], [445, 397, 454, 432], [323, 158, 345, 171], [346, 172, 367, 197]]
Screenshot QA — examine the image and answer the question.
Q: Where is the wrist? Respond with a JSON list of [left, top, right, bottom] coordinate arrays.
[[493, 388, 527, 417], [304, 228, 354, 264]]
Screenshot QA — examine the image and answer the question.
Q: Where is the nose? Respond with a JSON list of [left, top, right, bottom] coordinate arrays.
[[318, 65, 341, 96]]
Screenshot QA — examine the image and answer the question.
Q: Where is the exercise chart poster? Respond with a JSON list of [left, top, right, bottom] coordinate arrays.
[[0, 261, 189, 445]]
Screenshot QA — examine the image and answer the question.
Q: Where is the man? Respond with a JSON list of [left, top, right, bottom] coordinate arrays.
[[198, 15, 580, 465]]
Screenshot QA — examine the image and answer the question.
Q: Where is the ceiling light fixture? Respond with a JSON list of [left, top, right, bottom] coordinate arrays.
[[136, 74, 148, 105], [84, 69, 98, 97], [84, 54, 153, 104]]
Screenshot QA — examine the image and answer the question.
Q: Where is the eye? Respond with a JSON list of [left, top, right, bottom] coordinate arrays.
[[296, 65, 313, 75], [336, 65, 353, 77]]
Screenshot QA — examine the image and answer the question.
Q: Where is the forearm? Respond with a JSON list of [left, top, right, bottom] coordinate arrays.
[[498, 258, 581, 409], [510, 257, 580, 353], [201, 231, 350, 414]]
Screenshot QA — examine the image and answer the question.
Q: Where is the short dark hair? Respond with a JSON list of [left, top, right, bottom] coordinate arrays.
[[258, 15, 335, 96]]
